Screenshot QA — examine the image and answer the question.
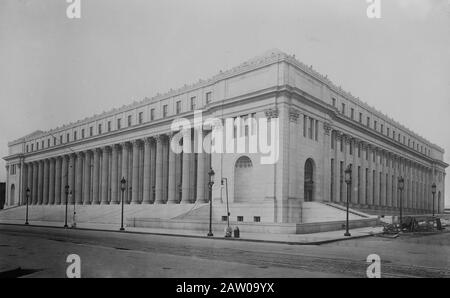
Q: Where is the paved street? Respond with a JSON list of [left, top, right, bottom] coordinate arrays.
[[0, 224, 449, 278]]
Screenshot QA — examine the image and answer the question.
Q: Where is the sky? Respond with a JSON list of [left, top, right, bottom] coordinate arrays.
[[0, 0, 449, 206]]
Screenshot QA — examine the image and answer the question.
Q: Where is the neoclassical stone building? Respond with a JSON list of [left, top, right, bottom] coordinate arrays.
[[3, 49, 447, 225]]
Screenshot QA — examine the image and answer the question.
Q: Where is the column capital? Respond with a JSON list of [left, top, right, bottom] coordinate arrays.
[[264, 108, 279, 119], [131, 139, 142, 147], [323, 122, 332, 135], [289, 108, 300, 123], [144, 137, 153, 145], [155, 134, 167, 143]]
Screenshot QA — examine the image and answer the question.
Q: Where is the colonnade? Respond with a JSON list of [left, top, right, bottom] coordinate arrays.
[[327, 127, 435, 212], [20, 133, 211, 206]]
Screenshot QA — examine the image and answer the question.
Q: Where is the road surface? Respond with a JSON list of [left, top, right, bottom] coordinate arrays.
[[0, 224, 449, 278]]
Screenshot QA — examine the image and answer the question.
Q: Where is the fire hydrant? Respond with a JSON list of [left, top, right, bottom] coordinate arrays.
[[233, 226, 240, 238]]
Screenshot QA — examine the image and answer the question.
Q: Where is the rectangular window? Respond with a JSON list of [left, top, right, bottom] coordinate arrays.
[[351, 108, 354, 120], [340, 137, 343, 152], [359, 113, 363, 123], [393, 131, 396, 140], [330, 159, 335, 202], [128, 115, 132, 126], [381, 124, 384, 134], [253, 216, 261, 223], [206, 92, 212, 104], [341, 103, 345, 115], [340, 161, 344, 202], [31, 144, 34, 151], [303, 116, 307, 137], [358, 166, 361, 203], [315, 120, 319, 141], [387, 127, 390, 137], [90, 127, 93, 137], [66, 133, 69, 142], [74, 131, 77, 141], [47, 139, 50, 147], [53, 137, 56, 146], [26, 145, 29, 152], [373, 170, 376, 202], [349, 142, 353, 155], [237, 216, 244, 222], [163, 105, 168, 118], [309, 118, 314, 139], [41, 140, 44, 148], [358, 144, 361, 158], [117, 118, 121, 130], [150, 109, 155, 121], [374, 120, 377, 131], [108, 121, 111, 132], [332, 98, 336, 107], [98, 124, 102, 135], [331, 132, 335, 149], [366, 117, 370, 127], [60, 135, 63, 144], [365, 168, 369, 202], [176, 101, 181, 114], [190, 96, 196, 111], [138, 112, 143, 124], [81, 129, 85, 139]]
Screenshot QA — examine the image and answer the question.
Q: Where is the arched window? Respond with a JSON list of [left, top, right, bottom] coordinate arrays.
[[234, 156, 254, 202], [235, 156, 253, 168]]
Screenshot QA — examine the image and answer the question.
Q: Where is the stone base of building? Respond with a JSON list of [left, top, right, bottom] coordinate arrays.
[[0, 200, 380, 234]]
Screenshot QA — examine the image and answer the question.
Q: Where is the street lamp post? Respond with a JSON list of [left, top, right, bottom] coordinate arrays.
[[221, 178, 230, 230], [120, 177, 127, 231], [64, 185, 69, 228], [344, 164, 352, 237], [207, 168, 215, 237], [72, 190, 76, 228], [25, 187, 30, 225], [431, 183, 436, 217], [398, 176, 404, 227]]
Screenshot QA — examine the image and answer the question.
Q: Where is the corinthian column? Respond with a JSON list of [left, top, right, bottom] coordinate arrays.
[[68, 154, 75, 204], [92, 149, 100, 204], [131, 140, 141, 204], [38, 160, 44, 204], [48, 158, 55, 204], [27, 163, 33, 205], [195, 135, 206, 204], [167, 134, 178, 204], [61, 156, 68, 204], [120, 143, 129, 204], [43, 159, 49, 204], [181, 133, 192, 204], [110, 144, 119, 204], [142, 138, 152, 204], [101, 146, 110, 204], [83, 151, 91, 204], [75, 152, 83, 204], [55, 157, 62, 204], [32, 161, 38, 204], [154, 136, 165, 204]]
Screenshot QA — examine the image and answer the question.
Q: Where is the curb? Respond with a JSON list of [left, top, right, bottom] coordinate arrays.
[[0, 222, 382, 246]]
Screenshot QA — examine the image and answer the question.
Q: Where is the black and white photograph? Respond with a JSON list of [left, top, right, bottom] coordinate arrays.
[[0, 0, 449, 283]]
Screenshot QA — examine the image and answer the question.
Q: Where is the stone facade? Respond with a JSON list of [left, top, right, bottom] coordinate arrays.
[[3, 49, 448, 223]]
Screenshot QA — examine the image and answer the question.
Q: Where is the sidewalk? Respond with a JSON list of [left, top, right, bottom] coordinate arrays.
[[0, 218, 383, 245]]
